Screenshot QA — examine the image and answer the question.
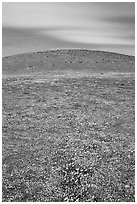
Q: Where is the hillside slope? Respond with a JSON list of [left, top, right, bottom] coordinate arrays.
[[3, 49, 135, 76], [2, 49, 135, 202]]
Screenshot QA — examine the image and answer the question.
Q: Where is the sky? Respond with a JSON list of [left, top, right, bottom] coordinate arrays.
[[2, 2, 135, 56]]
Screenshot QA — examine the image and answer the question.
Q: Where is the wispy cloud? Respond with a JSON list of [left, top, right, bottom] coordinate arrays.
[[2, 2, 135, 56]]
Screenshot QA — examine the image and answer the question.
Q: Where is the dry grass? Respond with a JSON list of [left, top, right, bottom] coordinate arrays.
[[2, 72, 135, 202], [2, 50, 135, 201]]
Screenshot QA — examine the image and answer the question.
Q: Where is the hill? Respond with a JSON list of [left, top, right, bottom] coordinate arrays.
[[3, 49, 135, 76], [2, 49, 135, 202]]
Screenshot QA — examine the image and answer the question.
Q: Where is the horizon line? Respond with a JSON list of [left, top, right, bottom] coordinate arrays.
[[2, 48, 135, 58]]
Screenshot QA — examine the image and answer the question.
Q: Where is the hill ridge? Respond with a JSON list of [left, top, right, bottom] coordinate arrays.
[[2, 48, 135, 59]]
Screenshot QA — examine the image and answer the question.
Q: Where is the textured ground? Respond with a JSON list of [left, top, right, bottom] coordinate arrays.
[[2, 49, 135, 202]]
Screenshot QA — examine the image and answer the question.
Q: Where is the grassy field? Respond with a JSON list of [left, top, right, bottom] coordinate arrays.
[[2, 50, 135, 202]]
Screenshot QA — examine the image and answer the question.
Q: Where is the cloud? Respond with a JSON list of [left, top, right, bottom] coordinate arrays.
[[2, 2, 89, 28], [2, 27, 135, 56], [40, 27, 134, 46], [108, 16, 135, 25], [2, 2, 135, 56]]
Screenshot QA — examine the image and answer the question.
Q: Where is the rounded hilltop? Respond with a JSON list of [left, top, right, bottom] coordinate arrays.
[[2, 49, 135, 76]]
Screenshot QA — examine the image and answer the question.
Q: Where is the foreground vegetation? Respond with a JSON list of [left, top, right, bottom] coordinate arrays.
[[2, 70, 135, 201]]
